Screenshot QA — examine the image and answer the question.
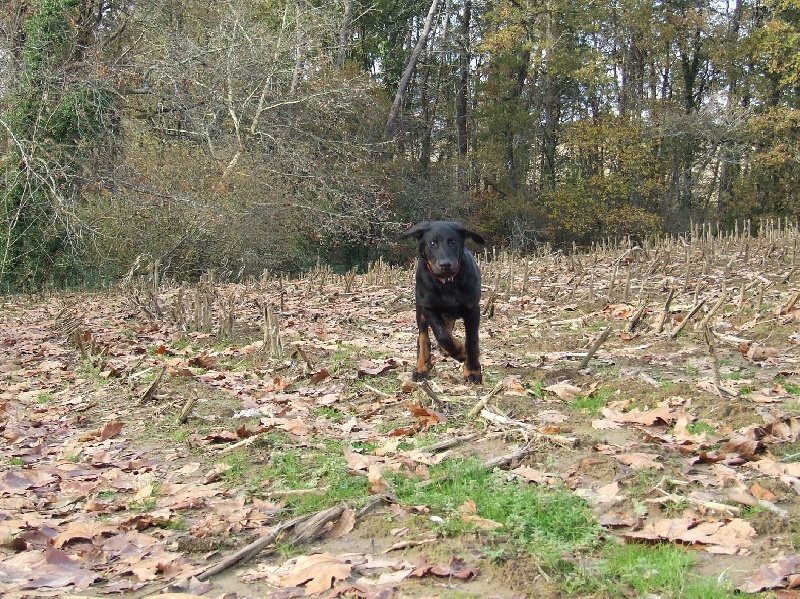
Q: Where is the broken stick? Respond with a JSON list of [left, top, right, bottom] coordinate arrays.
[[579, 327, 612, 369], [654, 287, 675, 334], [669, 299, 706, 339], [480, 408, 577, 448], [140, 365, 167, 403], [467, 381, 505, 418]]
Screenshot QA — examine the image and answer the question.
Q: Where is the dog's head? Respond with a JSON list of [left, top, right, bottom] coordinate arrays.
[[401, 221, 485, 280]]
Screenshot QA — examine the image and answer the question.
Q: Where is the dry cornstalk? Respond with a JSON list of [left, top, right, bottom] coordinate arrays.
[[669, 299, 706, 339], [342, 266, 358, 293], [702, 324, 724, 397], [654, 287, 675, 334], [178, 395, 198, 423], [699, 292, 728, 331], [481, 292, 496, 318], [262, 303, 283, 357], [626, 296, 649, 334], [755, 282, 772, 310], [140, 365, 167, 402], [780, 290, 800, 315], [579, 327, 612, 369]]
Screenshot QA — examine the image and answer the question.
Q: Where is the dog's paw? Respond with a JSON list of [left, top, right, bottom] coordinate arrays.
[[411, 370, 430, 381], [465, 371, 483, 384]]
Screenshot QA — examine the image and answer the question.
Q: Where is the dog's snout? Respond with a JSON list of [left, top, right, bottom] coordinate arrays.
[[438, 260, 453, 271]]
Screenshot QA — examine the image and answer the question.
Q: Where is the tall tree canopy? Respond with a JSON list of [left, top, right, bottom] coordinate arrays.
[[1, 0, 798, 288]]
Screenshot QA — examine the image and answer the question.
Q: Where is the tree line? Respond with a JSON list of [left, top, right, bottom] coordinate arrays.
[[1, 0, 798, 289]]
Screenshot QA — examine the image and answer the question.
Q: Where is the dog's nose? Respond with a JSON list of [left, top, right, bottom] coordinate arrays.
[[438, 261, 453, 271]]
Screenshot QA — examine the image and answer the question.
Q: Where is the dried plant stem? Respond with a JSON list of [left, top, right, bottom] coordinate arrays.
[[699, 292, 728, 331], [140, 365, 167, 402], [655, 287, 675, 334], [178, 395, 197, 423], [669, 299, 706, 339], [626, 296, 649, 334], [780, 290, 800, 315], [263, 303, 283, 357], [579, 327, 612, 369], [467, 381, 505, 418]]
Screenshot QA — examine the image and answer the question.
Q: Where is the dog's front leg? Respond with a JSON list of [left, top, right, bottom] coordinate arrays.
[[426, 311, 466, 362], [462, 307, 482, 384], [412, 309, 433, 380]]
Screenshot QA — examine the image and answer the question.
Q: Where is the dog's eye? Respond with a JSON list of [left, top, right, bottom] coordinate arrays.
[[429, 240, 437, 247], [448, 239, 457, 245]]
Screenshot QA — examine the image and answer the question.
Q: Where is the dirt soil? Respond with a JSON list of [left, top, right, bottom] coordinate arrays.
[[2, 232, 800, 598]]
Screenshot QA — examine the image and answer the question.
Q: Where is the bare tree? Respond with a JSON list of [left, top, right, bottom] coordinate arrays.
[[386, 0, 441, 143], [337, 0, 353, 69]]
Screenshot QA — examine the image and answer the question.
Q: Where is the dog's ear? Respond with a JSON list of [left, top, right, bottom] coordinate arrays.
[[400, 222, 430, 240], [459, 226, 485, 245]]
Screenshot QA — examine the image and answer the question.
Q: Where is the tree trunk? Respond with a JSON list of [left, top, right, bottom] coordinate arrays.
[[456, 0, 471, 156], [337, 0, 353, 69], [386, 0, 441, 143]]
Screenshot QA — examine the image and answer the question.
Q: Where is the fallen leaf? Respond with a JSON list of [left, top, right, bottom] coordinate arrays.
[[614, 452, 663, 470], [344, 446, 370, 473], [623, 517, 755, 554], [52, 521, 119, 549], [99, 421, 124, 441], [741, 554, 800, 593], [368, 464, 390, 495], [280, 553, 352, 595], [328, 509, 356, 538], [544, 381, 582, 402]]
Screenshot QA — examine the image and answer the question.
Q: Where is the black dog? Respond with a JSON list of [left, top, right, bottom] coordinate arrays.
[[401, 221, 485, 384]]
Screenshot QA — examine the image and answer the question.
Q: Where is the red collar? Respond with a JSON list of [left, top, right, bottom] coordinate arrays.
[[426, 261, 460, 284]]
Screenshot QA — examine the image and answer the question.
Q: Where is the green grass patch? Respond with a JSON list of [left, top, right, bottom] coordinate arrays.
[[249, 440, 368, 514], [37, 392, 54, 404], [388, 458, 601, 563], [310, 406, 347, 423], [686, 420, 715, 435], [528, 380, 546, 399], [785, 382, 800, 395], [596, 543, 735, 598], [572, 388, 613, 415]]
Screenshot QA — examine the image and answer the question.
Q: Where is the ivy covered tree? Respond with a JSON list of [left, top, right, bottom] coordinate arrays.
[[1, 0, 119, 289]]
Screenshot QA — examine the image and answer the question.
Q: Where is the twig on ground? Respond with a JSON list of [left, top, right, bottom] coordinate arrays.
[[650, 489, 740, 516], [419, 381, 443, 410], [218, 432, 267, 455], [482, 443, 536, 469], [197, 503, 350, 581], [480, 409, 577, 448], [467, 382, 505, 418], [362, 383, 392, 398]]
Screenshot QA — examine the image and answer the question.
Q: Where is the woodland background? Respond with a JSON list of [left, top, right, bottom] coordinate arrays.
[[1, 0, 799, 289]]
